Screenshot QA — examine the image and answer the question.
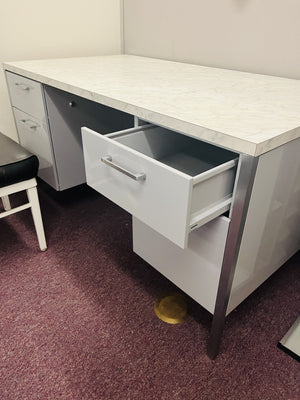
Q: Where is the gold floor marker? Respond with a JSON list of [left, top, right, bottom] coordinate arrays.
[[154, 293, 188, 324]]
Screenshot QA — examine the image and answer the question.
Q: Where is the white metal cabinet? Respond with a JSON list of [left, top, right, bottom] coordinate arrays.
[[6, 72, 134, 191], [6, 71, 59, 189], [13, 108, 58, 188], [82, 124, 237, 248]]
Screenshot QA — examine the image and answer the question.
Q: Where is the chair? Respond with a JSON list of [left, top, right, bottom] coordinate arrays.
[[0, 132, 47, 251]]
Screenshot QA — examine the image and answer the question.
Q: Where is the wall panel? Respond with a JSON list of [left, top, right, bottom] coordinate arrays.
[[0, 0, 122, 140], [124, 0, 300, 79]]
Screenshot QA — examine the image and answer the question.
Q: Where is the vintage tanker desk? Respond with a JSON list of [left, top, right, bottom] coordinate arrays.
[[3, 55, 300, 358]]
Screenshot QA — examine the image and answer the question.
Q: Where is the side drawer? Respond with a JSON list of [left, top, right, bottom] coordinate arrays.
[[13, 108, 58, 189], [82, 124, 238, 248], [133, 216, 230, 314], [6, 71, 46, 120]]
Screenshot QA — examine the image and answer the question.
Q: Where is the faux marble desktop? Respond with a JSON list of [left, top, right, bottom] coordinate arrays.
[[3, 55, 300, 156]]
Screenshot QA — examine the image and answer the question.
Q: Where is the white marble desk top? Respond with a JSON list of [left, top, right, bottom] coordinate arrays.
[[3, 55, 300, 156]]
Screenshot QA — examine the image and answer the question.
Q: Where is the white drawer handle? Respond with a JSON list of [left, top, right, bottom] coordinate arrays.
[[15, 82, 32, 91], [21, 119, 39, 130], [101, 155, 146, 181]]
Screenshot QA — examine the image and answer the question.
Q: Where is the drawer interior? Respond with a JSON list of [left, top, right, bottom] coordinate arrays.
[[114, 126, 238, 176]]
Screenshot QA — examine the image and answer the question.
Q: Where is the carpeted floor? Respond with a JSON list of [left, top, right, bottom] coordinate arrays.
[[0, 182, 299, 400]]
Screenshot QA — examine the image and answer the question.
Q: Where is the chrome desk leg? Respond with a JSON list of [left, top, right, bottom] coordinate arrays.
[[207, 154, 258, 359]]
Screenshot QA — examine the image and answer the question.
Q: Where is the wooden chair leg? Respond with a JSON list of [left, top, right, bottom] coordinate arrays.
[[26, 185, 47, 251], [1, 195, 11, 211]]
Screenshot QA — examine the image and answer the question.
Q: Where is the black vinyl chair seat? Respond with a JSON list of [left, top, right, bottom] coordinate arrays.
[[0, 133, 39, 188]]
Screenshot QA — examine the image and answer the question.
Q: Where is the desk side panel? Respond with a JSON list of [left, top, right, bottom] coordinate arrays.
[[228, 138, 300, 312]]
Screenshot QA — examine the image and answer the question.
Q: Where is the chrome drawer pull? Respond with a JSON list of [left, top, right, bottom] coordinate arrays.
[[101, 155, 146, 181], [15, 82, 32, 91], [21, 119, 39, 130]]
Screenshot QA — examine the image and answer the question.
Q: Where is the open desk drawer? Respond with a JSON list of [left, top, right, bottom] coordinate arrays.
[[82, 124, 238, 248]]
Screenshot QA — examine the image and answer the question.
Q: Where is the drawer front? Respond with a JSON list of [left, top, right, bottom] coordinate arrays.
[[82, 127, 193, 248], [13, 108, 59, 189], [6, 71, 46, 120], [133, 216, 230, 314]]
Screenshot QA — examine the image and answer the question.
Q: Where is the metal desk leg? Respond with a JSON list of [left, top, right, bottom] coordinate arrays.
[[207, 154, 258, 359]]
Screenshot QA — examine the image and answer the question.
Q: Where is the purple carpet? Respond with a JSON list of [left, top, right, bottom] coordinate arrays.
[[0, 182, 299, 400]]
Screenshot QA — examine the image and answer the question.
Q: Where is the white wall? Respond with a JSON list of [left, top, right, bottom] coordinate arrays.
[[123, 0, 300, 80], [0, 0, 122, 140]]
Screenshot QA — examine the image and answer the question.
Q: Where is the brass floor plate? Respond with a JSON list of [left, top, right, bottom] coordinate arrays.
[[154, 293, 188, 324]]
